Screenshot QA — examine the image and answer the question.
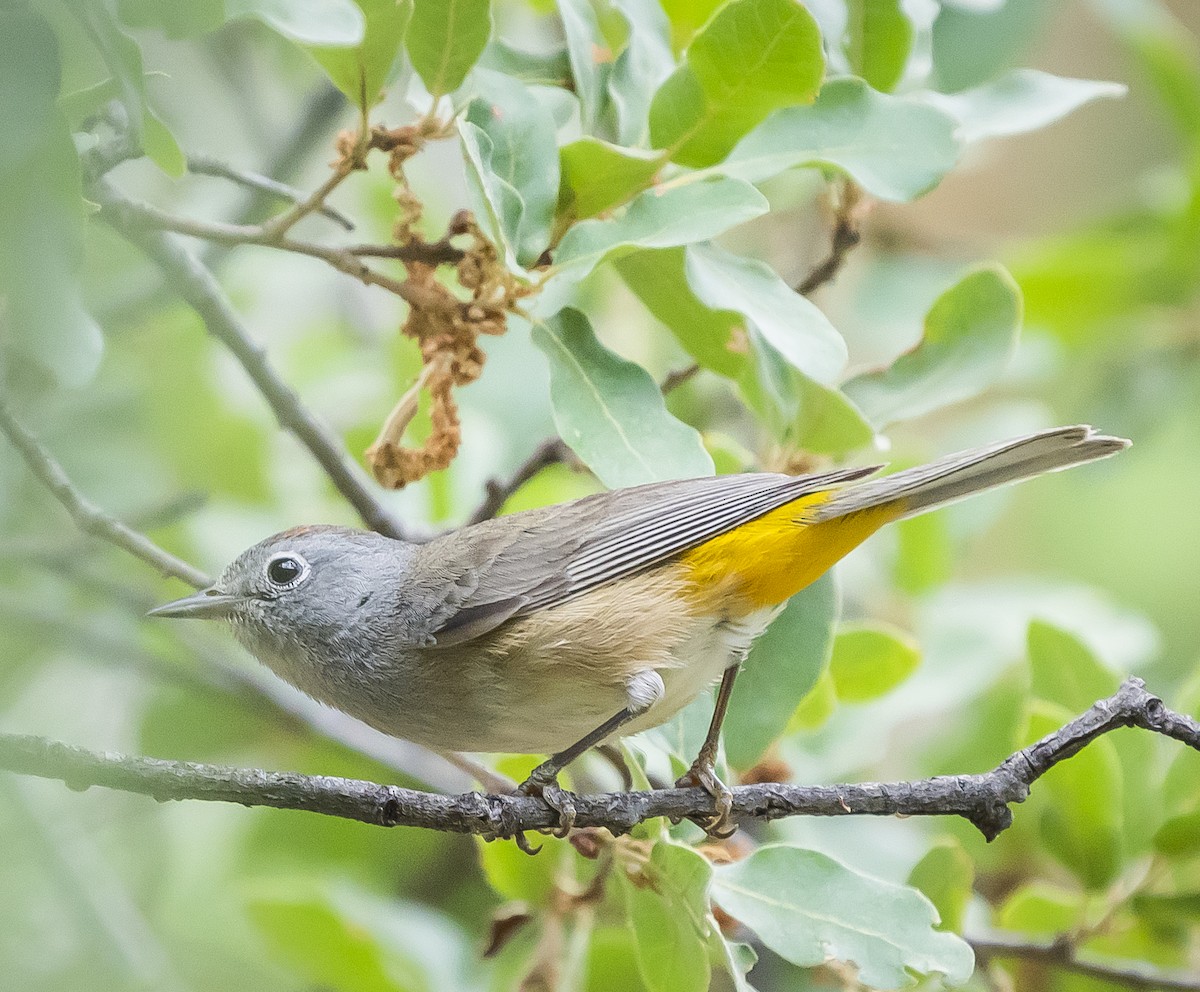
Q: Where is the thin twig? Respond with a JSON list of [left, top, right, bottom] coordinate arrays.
[[1, 679, 1194, 841], [0, 401, 211, 589], [971, 934, 1200, 991], [92, 178, 410, 542], [187, 154, 356, 231], [795, 179, 864, 296], [467, 438, 573, 525], [104, 190, 463, 316], [660, 363, 701, 395], [346, 240, 465, 265]]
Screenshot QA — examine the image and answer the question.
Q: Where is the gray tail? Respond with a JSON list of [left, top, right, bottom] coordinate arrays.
[[815, 425, 1130, 522]]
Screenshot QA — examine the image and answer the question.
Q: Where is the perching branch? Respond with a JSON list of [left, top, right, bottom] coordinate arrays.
[[1, 679, 1194, 842], [0, 400, 211, 589], [91, 178, 409, 542], [971, 933, 1200, 991]]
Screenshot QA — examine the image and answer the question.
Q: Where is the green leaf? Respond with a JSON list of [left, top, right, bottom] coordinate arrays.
[[405, 0, 490, 98], [538, 176, 768, 315], [529, 309, 714, 488], [713, 846, 975, 989], [557, 0, 611, 131], [930, 0, 1053, 93], [921, 68, 1127, 144], [0, 5, 102, 387], [723, 573, 838, 770], [893, 511, 953, 595], [787, 667, 838, 731], [249, 883, 475, 992], [616, 246, 871, 454], [723, 77, 961, 203], [607, 0, 676, 145], [558, 137, 662, 219], [619, 841, 713, 992], [659, 0, 724, 52], [308, 0, 411, 110], [1022, 699, 1124, 890], [844, 0, 913, 93], [842, 264, 1021, 428], [1027, 620, 1118, 713], [683, 242, 847, 386], [553, 177, 767, 270], [77, 0, 188, 175], [829, 622, 921, 703], [459, 120, 524, 272], [479, 38, 571, 87], [226, 0, 366, 45], [649, 0, 824, 167], [465, 70, 559, 265], [907, 838, 974, 933], [476, 832, 570, 903], [997, 881, 1085, 935], [1154, 809, 1200, 858], [117, 0, 225, 38]]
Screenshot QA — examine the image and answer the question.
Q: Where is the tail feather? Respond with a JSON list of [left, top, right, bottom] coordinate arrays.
[[815, 425, 1129, 522]]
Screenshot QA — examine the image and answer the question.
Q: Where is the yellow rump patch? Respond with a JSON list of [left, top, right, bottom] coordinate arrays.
[[678, 490, 904, 614]]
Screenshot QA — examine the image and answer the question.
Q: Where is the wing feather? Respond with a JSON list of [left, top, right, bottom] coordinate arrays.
[[425, 466, 880, 645]]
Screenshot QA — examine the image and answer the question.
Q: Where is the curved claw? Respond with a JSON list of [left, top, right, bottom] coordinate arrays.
[[676, 760, 737, 839], [515, 770, 578, 839]]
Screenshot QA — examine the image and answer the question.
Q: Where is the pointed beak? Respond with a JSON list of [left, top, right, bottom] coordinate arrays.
[[147, 588, 243, 620]]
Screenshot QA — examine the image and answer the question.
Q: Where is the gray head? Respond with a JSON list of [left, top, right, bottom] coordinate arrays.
[[149, 526, 422, 689]]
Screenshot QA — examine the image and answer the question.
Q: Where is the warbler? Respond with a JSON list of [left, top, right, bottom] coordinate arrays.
[[151, 425, 1128, 834]]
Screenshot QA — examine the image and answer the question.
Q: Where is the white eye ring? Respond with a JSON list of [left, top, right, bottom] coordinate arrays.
[[265, 552, 310, 590]]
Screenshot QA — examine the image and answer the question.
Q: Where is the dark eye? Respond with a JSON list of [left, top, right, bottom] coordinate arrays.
[[266, 554, 305, 588]]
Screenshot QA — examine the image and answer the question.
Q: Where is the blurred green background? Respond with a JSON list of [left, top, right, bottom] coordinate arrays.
[[1, 0, 1199, 989]]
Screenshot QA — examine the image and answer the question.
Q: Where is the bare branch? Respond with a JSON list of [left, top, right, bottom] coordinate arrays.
[[187, 154, 355, 231], [1, 679, 1194, 843], [795, 179, 864, 297], [972, 934, 1200, 991], [91, 178, 410, 542], [0, 400, 211, 589], [467, 438, 573, 525]]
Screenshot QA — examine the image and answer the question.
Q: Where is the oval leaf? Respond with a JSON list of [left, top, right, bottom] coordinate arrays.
[[529, 309, 714, 488], [842, 264, 1022, 428], [226, 0, 365, 45], [724, 573, 838, 770], [406, 0, 491, 98], [308, 0, 411, 109], [723, 77, 961, 203], [845, 0, 914, 93], [829, 622, 921, 703], [713, 846, 975, 989], [649, 0, 824, 167], [921, 68, 1127, 144]]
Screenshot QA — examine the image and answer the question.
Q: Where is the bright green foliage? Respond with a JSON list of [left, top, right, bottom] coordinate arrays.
[[558, 138, 662, 219], [406, 0, 491, 98], [907, 838, 975, 933], [619, 841, 713, 991], [530, 309, 713, 487], [649, 0, 824, 166], [844, 264, 1022, 427], [226, 0, 366, 45], [1022, 700, 1125, 890], [308, 0, 411, 110], [829, 621, 921, 703], [713, 846, 975, 988], [844, 0, 913, 93], [4, 1, 1196, 990], [723, 77, 962, 202], [723, 573, 837, 769]]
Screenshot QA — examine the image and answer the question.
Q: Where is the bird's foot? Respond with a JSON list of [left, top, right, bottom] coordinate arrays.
[[515, 766, 578, 842], [676, 758, 736, 839]]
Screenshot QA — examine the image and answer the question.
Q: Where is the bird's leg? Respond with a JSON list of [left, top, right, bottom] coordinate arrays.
[[517, 670, 664, 841], [676, 665, 739, 838]]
